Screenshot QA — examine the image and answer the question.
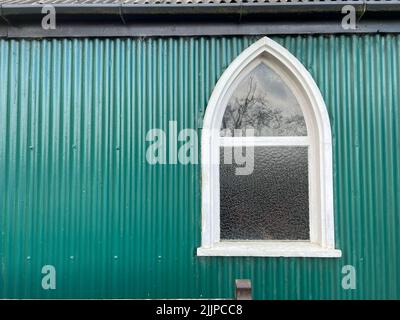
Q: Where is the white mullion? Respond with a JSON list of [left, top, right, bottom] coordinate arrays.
[[219, 136, 310, 147]]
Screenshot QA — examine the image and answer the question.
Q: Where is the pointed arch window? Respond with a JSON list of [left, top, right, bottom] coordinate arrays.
[[198, 37, 341, 257]]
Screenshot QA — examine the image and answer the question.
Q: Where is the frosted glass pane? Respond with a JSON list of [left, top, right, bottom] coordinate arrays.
[[220, 146, 309, 240], [220, 63, 307, 137]]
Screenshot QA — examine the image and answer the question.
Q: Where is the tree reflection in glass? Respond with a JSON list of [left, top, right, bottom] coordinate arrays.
[[220, 63, 307, 137]]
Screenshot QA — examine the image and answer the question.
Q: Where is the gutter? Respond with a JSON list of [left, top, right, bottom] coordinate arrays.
[[2, 2, 398, 23], [1, 1, 400, 37]]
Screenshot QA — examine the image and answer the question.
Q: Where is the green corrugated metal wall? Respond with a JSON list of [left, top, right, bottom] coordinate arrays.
[[0, 35, 399, 299]]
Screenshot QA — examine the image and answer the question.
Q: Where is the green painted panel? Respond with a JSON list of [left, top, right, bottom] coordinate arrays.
[[0, 35, 399, 299]]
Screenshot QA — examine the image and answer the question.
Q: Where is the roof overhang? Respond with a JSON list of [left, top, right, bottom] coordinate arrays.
[[1, 2, 400, 37]]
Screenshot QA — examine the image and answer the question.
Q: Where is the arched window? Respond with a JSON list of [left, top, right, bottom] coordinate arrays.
[[198, 37, 341, 257]]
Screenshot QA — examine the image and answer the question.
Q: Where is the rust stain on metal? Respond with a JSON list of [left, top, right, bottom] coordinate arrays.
[[235, 279, 252, 300]]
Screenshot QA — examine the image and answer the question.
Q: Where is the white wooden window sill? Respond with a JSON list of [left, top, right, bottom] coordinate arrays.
[[197, 241, 342, 258]]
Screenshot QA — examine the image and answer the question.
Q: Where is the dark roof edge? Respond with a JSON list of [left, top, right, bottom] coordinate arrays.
[[1, 2, 400, 37], [0, 2, 386, 20], [0, 0, 370, 17]]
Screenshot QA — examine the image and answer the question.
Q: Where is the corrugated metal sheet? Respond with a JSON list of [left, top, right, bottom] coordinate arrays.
[[0, 0, 372, 6], [0, 35, 399, 299]]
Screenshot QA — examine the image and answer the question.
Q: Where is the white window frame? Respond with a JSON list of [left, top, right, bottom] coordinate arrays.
[[197, 37, 341, 258]]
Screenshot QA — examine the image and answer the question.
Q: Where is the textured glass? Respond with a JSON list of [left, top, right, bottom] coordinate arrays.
[[220, 63, 307, 137], [220, 146, 309, 240]]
